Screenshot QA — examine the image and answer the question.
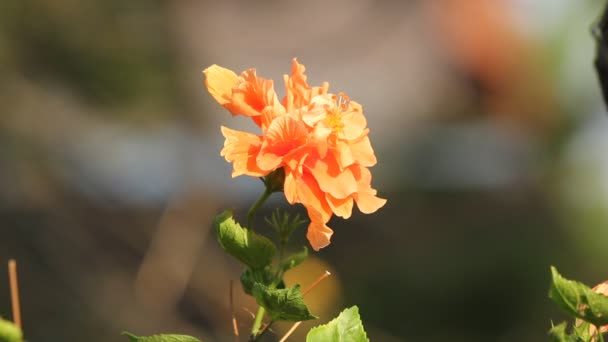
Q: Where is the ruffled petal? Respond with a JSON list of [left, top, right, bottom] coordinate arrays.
[[306, 153, 357, 199], [350, 164, 386, 213], [326, 194, 353, 219], [306, 218, 334, 251], [333, 139, 355, 170], [283, 169, 298, 204], [294, 172, 333, 223], [312, 122, 332, 158], [203, 65, 239, 109], [302, 95, 331, 127], [220, 126, 266, 177], [257, 115, 309, 171], [349, 133, 377, 167], [231, 69, 285, 123], [284, 58, 330, 112], [340, 103, 367, 141], [355, 191, 387, 214]]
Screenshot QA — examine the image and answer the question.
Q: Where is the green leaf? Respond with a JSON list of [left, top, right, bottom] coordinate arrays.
[[280, 247, 308, 272], [548, 321, 595, 342], [306, 306, 369, 342], [549, 266, 608, 326], [251, 283, 317, 321], [573, 321, 593, 341], [214, 210, 276, 269], [0, 319, 22, 342], [241, 267, 276, 295], [122, 332, 201, 342], [548, 322, 571, 342]]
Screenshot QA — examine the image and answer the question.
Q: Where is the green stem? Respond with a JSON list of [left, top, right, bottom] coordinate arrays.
[[599, 327, 605, 342], [250, 306, 266, 340], [274, 240, 287, 281], [247, 185, 273, 230], [255, 320, 275, 341]]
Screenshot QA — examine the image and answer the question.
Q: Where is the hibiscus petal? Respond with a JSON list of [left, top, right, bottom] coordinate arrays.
[[284, 58, 330, 111], [350, 163, 372, 184], [350, 134, 377, 167], [297, 172, 333, 223], [312, 122, 332, 158], [284, 169, 298, 204], [334, 140, 355, 170], [350, 164, 387, 213], [231, 69, 280, 118], [340, 105, 367, 141], [203, 64, 239, 107], [283, 168, 334, 224], [305, 211, 334, 251], [326, 194, 354, 219], [257, 115, 309, 171], [220, 126, 266, 177], [355, 192, 387, 214], [307, 154, 357, 199], [302, 95, 332, 126]]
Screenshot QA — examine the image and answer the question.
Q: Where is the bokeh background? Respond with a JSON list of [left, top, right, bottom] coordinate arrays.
[[1, 0, 608, 341]]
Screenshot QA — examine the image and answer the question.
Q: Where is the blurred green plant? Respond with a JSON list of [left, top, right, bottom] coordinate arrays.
[[548, 266, 608, 341], [0, 318, 21, 342], [123, 200, 372, 341], [306, 306, 369, 342], [123, 332, 201, 342]]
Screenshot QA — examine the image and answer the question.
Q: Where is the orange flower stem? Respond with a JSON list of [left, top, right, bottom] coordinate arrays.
[[247, 184, 273, 230]]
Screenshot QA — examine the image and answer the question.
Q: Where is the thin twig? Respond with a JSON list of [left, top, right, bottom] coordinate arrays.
[[302, 271, 331, 296], [278, 322, 302, 342], [278, 270, 332, 342], [243, 307, 256, 319], [230, 280, 240, 339], [8, 259, 21, 329]]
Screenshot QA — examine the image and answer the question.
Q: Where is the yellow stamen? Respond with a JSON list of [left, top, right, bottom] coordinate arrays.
[[326, 92, 349, 133], [336, 92, 350, 110]]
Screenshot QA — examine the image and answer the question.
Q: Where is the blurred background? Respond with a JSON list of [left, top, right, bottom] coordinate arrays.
[[1, 0, 607, 341]]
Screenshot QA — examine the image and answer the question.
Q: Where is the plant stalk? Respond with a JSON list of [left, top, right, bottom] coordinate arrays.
[[247, 185, 273, 230], [249, 306, 266, 341]]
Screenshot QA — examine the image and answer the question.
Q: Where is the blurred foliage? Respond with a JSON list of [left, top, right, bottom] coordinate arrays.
[[0, 1, 607, 341], [0, 0, 177, 111]]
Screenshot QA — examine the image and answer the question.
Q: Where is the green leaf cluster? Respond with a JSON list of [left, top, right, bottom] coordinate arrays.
[[548, 266, 608, 341], [550, 266, 608, 326], [306, 306, 369, 342], [120, 207, 374, 342], [549, 321, 593, 342], [0, 319, 21, 342], [252, 283, 316, 321], [241, 267, 278, 295], [123, 332, 201, 342], [214, 210, 315, 323]]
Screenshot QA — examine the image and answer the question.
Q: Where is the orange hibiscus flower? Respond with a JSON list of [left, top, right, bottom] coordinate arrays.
[[203, 58, 386, 250]]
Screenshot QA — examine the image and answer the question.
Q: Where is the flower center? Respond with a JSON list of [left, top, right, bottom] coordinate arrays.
[[326, 92, 349, 133]]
